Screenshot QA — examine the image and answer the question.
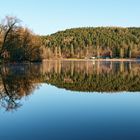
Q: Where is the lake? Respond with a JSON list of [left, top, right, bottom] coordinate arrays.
[[0, 60, 140, 140]]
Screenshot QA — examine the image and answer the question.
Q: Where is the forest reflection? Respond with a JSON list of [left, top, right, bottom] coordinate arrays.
[[43, 60, 140, 92], [0, 60, 140, 111]]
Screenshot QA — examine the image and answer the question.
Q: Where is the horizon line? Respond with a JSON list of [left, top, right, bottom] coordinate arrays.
[[40, 26, 140, 36]]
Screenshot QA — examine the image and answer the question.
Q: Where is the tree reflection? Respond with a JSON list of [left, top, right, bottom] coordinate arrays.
[[44, 60, 140, 92], [0, 63, 42, 111], [0, 60, 140, 111]]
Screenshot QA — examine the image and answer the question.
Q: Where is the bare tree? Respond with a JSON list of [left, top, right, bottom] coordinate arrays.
[[0, 16, 42, 62], [0, 16, 20, 55]]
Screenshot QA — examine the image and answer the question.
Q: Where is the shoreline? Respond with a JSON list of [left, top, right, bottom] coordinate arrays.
[[43, 58, 140, 62]]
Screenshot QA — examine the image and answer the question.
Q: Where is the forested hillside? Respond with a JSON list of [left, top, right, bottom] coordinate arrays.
[[41, 27, 140, 59]]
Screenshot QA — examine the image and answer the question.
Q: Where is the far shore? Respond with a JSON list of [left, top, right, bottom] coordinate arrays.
[[42, 58, 140, 62]]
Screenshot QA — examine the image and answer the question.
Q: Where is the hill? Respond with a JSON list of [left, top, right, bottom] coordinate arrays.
[[41, 27, 140, 59]]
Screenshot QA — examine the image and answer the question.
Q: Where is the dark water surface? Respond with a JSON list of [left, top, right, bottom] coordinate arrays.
[[0, 60, 140, 140]]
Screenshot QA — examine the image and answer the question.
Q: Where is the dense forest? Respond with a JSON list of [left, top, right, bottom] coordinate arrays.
[[42, 27, 140, 59], [1, 16, 140, 62]]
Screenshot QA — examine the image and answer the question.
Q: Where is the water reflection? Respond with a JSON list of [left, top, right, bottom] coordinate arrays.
[[44, 60, 140, 92], [0, 64, 42, 111], [0, 60, 140, 111], [1, 61, 140, 140]]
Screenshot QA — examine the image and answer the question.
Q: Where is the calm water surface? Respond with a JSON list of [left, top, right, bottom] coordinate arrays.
[[0, 60, 140, 140]]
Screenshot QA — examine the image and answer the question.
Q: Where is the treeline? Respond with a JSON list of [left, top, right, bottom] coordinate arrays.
[[42, 27, 140, 59], [0, 16, 42, 62], [1, 16, 140, 61]]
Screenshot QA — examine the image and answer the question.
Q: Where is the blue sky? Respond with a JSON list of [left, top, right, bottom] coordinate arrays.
[[0, 0, 140, 35]]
